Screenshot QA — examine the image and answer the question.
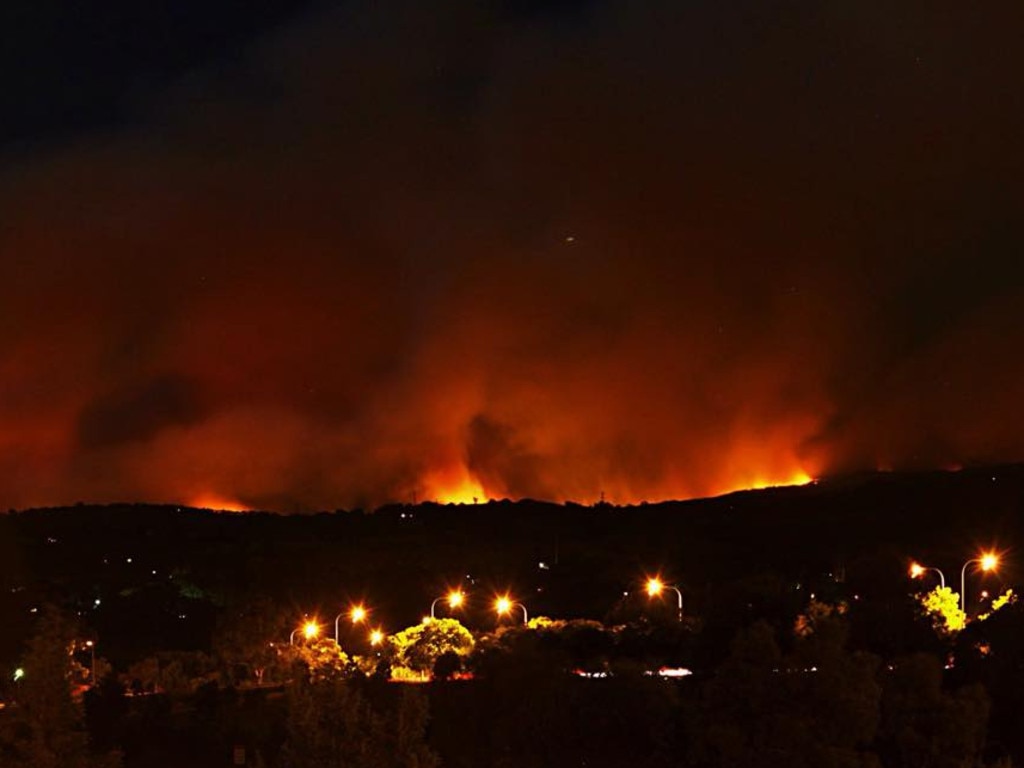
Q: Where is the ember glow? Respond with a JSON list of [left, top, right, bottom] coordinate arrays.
[[1, 2, 1022, 512]]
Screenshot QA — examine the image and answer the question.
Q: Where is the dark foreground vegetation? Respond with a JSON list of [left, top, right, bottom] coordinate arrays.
[[3, 598, 1023, 768], [3, 464, 1024, 766]]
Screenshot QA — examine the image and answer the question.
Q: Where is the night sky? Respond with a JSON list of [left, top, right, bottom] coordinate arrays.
[[2, 0, 1023, 511]]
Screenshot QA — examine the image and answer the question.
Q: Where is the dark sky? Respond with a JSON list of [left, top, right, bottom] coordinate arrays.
[[2, 0, 1023, 511]]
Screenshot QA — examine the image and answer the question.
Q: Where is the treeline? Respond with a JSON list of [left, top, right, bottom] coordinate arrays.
[[6, 597, 1024, 767]]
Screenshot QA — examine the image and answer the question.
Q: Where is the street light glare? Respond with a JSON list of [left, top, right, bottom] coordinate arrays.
[[909, 563, 925, 578], [303, 621, 320, 640], [448, 590, 465, 608], [369, 629, 385, 646], [495, 596, 512, 615], [646, 578, 664, 597], [981, 553, 999, 571], [350, 605, 367, 624]]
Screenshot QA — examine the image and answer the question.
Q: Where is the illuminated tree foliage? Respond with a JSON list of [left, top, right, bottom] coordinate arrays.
[[918, 586, 966, 635], [977, 589, 1016, 622], [387, 618, 474, 677], [285, 638, 352, 683], [918, 586, 1016, 636]]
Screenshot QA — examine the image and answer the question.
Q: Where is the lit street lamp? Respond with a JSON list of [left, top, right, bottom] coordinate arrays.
[[646, 577, 683, 622], [909, 562, 946, 589], [290, 620, 320, 646], [335, 605, 368, 644], [430, 590, 465, 620], [961, 552, 999, 613], [369, 629, 385, 647], [495, 595, 528, 624]]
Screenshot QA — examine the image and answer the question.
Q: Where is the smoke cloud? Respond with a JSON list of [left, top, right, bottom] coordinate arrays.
[[1, 0, 1022, 510]]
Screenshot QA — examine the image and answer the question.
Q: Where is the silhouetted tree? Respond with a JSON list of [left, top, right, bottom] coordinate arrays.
[[692, 618, 881, 768], [280, 677, 438, 768], [0, 605, 120, 767], [878, 653, 990, 768]]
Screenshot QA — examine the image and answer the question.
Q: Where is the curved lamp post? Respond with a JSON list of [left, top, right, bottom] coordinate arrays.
[[646, 577, 683, 622], [495, 595, 528, 624], [961, 553, 999, 613], [909, 562, 946, 589], [290, 620, 320, 646], [335, 605, 368, 644], [430, 590, 465, 620]]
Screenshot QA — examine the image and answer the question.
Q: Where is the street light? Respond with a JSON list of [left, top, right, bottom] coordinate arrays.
[[369, 629, 385, 647], [495, 595, 528, 624], [430, 590, 465, 620], [646, 577, 683, 622], [961, 552, 1000, 613], [335, 605, 369, 644], [909, 561, 946, 589], [85, 640, 96, 685], [290, 620, 320, 646]]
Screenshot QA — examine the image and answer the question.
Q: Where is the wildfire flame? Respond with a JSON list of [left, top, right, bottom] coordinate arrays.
[[416, 459, 814, 507], [740, 469, 814, 492], [187, 492, 249, 512], [424, 466, 488, 505]]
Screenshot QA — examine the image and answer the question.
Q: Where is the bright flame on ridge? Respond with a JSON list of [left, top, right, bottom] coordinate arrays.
[[188, 492, 248, 512], [425, 466, 488, 505], [742, 469, 814, 492]]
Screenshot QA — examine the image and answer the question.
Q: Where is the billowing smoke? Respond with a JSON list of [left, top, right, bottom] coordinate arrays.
[[1, 0, 1022, 510]]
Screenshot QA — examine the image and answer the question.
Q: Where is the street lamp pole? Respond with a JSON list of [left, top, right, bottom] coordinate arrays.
[[514, 602, 528, 623], [291, 620, 320, 646], [667, 586, 683, 623], [960, 553, 999, 614], [429, 598, 445, 620], [336, 606, 367, 644], [910, 562, 946, 589], [495, 596, 528, 624], [646, 577, 683, 622], [961, 560, 974, 614], [430, 590, 465, 620], [85, 641, 96, 685]]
